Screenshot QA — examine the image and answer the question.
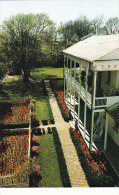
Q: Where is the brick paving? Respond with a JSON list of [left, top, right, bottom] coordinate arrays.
[[44, 80, 89, 187]]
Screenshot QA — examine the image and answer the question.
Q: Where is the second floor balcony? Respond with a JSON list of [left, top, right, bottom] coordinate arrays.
[[64, 70, 119, 109]]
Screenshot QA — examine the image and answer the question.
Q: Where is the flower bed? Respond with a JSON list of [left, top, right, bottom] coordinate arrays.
[[0, 129, 29, 176], [0, 100, 30, 125], [56, 91, 69, 121], [70, 128, 117, 187]]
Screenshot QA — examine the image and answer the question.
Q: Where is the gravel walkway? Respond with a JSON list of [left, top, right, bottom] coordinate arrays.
[[44, 80, 89, 187]]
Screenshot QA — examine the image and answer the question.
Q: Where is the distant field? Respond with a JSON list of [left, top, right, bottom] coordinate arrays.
[[31, 67, 63, 79]]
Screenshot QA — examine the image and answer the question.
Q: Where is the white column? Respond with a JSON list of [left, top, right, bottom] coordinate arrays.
[[84, 69, 88, 138], [74, 62, 76, 120], [70, 59, 72, 111], [104, 112, 109, 151], [90, 110, 94, 151], [92, 71, 97, 108], [73, 90, 75, 119], [78, 94, 80, 128], [64, 56, 66, 100], [66, 57, 68, 101], [79, 66, 82, 92], [90, 71, 97, 151]]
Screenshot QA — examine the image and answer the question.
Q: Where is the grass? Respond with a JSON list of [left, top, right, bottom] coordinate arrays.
[[1, 67, 64, 123], [1, 79, 52, 123], [37, 133, 63, 187], [36, 127, 71, 187], [31, 67, 63, 79]]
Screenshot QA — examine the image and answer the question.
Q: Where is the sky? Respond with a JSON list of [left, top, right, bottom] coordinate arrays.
[[0, 0, 119, 26]]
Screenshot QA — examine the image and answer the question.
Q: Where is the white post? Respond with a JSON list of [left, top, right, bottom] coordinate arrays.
[[90, 71, 97, 151], [79, 66, 82, 92], [67, 58, 69, 101], [28, 98, 32, 158], [90, 110, 94, 151], [92, 71, 97, 108], [84, 68, 88, 138], [64, 56, 66, 100], [78, 94, 80, 128], [74, 61, 76, 120], [70, 60, 72, 111], [104, 112, 109, 151]]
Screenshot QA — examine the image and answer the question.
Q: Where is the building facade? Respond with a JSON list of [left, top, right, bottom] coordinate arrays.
[[63, 34, 119, 152]]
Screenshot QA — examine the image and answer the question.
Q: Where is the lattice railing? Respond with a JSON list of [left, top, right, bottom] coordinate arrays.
[[0, 172, 29, 187]]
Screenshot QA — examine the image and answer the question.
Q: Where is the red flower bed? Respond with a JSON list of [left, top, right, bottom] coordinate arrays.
[[73, 129, 106, 175], [0, 129, 29, 175], [0, 101, 30, 124], [57, 91, 69, 115]]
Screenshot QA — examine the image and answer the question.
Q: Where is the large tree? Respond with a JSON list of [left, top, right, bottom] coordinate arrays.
[[105, 17, 119, 34], [58, 16, 93, 48], [0, 13, 56, 82]]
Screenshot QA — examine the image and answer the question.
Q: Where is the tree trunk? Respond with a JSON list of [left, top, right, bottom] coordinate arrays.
[[22, 68, 29, 83]]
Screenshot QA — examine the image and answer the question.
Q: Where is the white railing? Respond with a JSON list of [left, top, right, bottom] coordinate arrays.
[[106, 96, 119, 107], [65, 72, 92, 106], [95, 97, 107, 108], [0, 173, 29, 187], [95, 96, 119, 108], [65, 71, 119, 109]]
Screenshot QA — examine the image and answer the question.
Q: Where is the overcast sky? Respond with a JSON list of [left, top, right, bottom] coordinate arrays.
[[0, 0, 119, 26]]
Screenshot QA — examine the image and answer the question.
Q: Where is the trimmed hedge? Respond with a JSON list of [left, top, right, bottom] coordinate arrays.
[[0, 122, 29, 130], [52, 127, 71, 187]]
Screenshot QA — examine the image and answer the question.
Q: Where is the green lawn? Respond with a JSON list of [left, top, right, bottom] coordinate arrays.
[[31, 67, 63, 79], [1, 67, 64, 123], [37, 133, 63, 187]]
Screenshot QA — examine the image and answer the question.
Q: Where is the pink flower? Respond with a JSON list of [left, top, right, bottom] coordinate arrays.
[[31, 146, 38, 152]]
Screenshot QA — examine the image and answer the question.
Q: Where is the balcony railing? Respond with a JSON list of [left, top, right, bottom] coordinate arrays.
[[65, 71, 119, 109], [65, 72, 92, 107]]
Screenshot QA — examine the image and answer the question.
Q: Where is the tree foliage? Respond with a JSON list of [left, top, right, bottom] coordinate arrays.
[[1, 13, 56, 82], [105, 17, 119, 34], [0, 13, 119, 82]]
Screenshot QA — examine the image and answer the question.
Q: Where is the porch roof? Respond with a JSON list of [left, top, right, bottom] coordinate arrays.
[[63, 34, 119, 63], [106, 101, 119, 123]]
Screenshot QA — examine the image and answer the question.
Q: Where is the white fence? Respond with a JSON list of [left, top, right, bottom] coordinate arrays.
[[0, 172, 29, 187]]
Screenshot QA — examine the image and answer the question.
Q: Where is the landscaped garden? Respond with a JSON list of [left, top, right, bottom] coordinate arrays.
[[0, 67, 68, 187], [0, 67, 118, 187]]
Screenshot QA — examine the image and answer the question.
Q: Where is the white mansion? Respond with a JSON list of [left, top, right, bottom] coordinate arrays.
[[63, 33, 119, 154]]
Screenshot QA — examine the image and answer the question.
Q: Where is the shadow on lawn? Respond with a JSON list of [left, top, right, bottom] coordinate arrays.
[[1, 79, 47, 101], [31, 73, 62, 80]]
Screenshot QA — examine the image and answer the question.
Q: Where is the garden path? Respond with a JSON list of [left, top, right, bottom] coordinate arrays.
[[44, 80, 89, 187]]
